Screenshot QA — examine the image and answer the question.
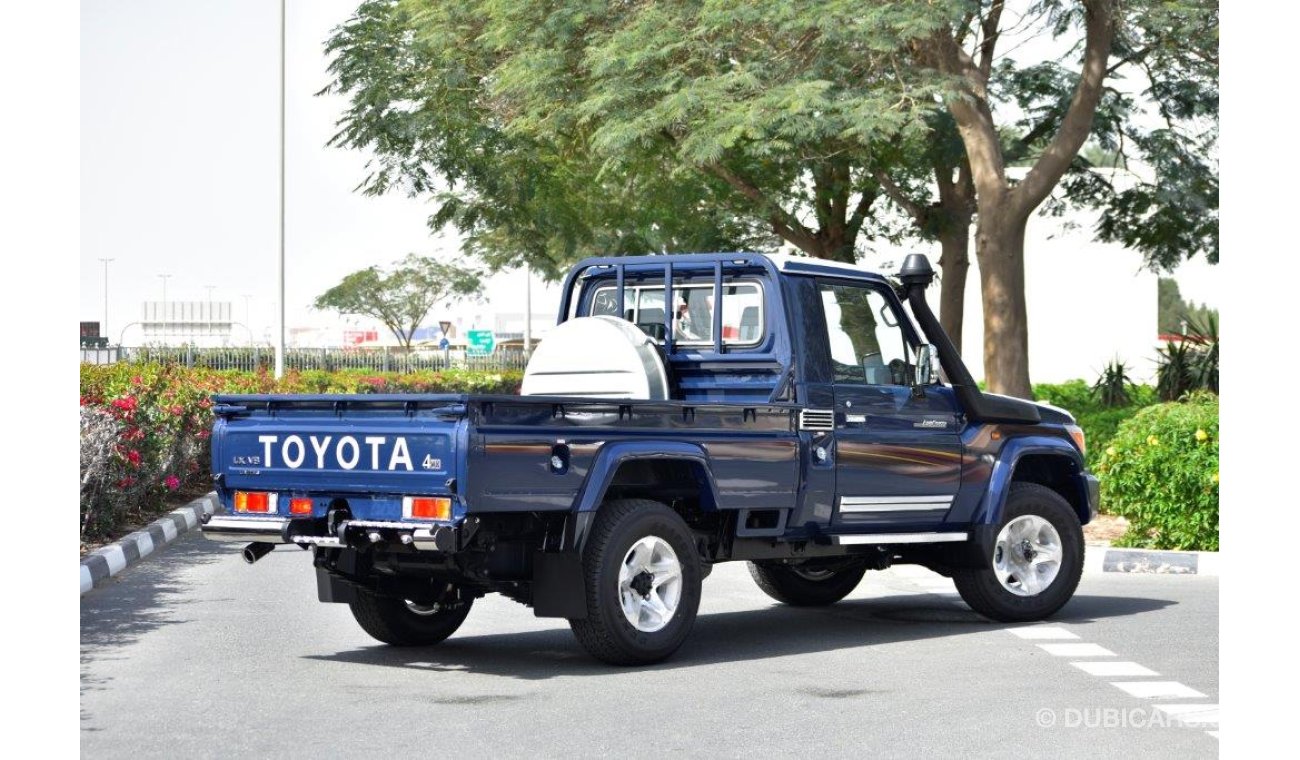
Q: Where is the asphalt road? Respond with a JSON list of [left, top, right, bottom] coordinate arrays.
[[81, 535, 1219, 759]]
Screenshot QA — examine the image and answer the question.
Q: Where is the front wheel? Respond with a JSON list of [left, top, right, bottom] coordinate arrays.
[[747, 557, 869, 606], [569, 499, 703, 665], [348, 586, 473, 647], [954, 482, 1084, 622]]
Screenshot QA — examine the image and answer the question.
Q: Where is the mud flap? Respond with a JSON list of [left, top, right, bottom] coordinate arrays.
[[316, 567, 357, 604], [532, 550, 587, 619]]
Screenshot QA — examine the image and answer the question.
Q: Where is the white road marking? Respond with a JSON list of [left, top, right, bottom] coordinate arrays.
[[1038, 643, 1115, 657], [1110, 681, 1206, 699], [1154, 704, 1219, 726], [80, 565, 93, 594], [1071, 661, 1159, 677], [1007, 626, 1079, 640], [1206, 731, 1219, 739]]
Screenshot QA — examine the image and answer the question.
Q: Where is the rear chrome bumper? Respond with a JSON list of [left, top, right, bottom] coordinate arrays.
[[200, 514, 460, 552], [201, 515, 289, 543]]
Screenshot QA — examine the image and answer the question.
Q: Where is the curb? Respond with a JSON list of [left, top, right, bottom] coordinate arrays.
[[1084, 545, 1219, 576], [80, 491, 219, 595]]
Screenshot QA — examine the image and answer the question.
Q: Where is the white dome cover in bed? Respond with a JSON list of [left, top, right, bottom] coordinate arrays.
[[521, 316, 669, 400]]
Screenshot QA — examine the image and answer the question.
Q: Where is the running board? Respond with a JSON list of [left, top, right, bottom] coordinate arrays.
[[830, 532, 968, 545]]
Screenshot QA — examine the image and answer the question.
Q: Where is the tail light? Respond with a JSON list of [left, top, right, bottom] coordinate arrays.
[[403, 496, 451, 521], [289, 497, 314, 515], [234, 491, 277, 514]]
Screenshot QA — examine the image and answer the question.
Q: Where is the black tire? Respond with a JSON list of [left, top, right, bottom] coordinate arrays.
[[348, 586, 473, 647], [747, 557, 869, 606], [954, 482, 1084, 622], [569, 499, 703, 666]]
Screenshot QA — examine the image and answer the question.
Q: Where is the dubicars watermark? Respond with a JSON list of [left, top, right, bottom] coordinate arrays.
[[1035, 707, 1213, 730]]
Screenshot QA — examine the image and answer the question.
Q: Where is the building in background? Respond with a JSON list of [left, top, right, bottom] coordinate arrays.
[[139, 301, 236, 346]]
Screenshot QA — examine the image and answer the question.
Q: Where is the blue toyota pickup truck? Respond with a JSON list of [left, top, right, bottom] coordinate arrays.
[[202, 252, 1097, 665]]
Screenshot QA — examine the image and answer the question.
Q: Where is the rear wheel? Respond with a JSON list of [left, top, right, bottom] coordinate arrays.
[[348, 586, 473, 647], [748, 557, 869, 606], [569, 499, 703, 665], [954, 482, 1084, 622]]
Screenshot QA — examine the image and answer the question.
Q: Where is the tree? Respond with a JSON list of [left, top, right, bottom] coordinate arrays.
[[1157, 277, 1216, 335], [325, 1, 1217, 397], [323, 0, 781, 280], [313, 254, 481, 348], [914, 0, 1218, 397], [324, 0, 960, 274]]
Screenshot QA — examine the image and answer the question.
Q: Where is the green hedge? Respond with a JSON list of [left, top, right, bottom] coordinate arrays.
[[1094, 393, 1219, 551], [79, 364, 523, 544]]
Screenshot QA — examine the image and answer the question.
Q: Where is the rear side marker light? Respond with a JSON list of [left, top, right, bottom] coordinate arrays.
[[289, 498, 313, 515], [403, 496, 451, 521], [234, 491, 278, 514]]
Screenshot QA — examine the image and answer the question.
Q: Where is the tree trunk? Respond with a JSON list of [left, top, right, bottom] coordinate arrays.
[[936, 224, 970, 355], [975, 209, 1033, 399]]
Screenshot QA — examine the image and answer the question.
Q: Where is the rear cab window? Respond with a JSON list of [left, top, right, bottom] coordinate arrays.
[[588, 280, 765, 348]]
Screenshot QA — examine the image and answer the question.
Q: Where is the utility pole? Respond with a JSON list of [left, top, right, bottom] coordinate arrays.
[[275, 0, 287, 379], [98, 257, 114, 340]]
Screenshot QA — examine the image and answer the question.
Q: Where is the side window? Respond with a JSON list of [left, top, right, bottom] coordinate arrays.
[[819, 282, 912, 386]]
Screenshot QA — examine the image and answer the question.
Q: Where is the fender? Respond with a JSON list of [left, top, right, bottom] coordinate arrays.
[[554, 440, 720, 551], [944, 436, 1094, 571], [535, 440, 720, 620], [975, 436, 1090, 526]]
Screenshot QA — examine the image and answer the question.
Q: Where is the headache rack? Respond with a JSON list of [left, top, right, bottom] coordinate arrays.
[[557, 253, 784, 358]]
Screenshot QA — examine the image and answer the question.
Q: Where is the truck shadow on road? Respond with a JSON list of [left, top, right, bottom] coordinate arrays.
[[303, 593, 1173, 681]]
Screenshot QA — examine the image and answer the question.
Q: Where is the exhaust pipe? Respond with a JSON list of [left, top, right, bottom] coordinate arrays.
[[242, 542, 276, 564]]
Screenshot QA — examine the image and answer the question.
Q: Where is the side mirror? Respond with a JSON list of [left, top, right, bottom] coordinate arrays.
[[915, 344, 937, 385]]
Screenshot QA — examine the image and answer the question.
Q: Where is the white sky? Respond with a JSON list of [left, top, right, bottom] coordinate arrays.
[[80, 0, 1218, 345]]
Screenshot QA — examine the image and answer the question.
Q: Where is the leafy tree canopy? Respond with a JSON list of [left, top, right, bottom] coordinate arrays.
[[1002, 0, 1219, 269], [324, 0, 964, 271], [313, 254, 482, 347]]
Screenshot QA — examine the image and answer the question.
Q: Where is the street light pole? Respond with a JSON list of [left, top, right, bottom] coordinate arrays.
[[275, 0, 287, 379], [98, 257, 114, 340]]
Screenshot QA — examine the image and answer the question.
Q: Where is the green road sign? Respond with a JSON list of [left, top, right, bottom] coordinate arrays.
[[466, 329, 496, 356]]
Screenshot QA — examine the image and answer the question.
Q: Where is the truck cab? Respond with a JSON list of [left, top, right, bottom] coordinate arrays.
[[202, 252, 1098, 665]]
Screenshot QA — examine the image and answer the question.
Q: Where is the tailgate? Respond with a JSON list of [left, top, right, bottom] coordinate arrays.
[[213, 394, 468, 496]]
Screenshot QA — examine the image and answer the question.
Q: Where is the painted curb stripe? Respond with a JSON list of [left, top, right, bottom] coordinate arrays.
[[134, 531, 155, 559], [83, 554, 110, 583], [80, 492, 218, 595], [101, 546, 127, 574], [1104, 549, 1197, 574]]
